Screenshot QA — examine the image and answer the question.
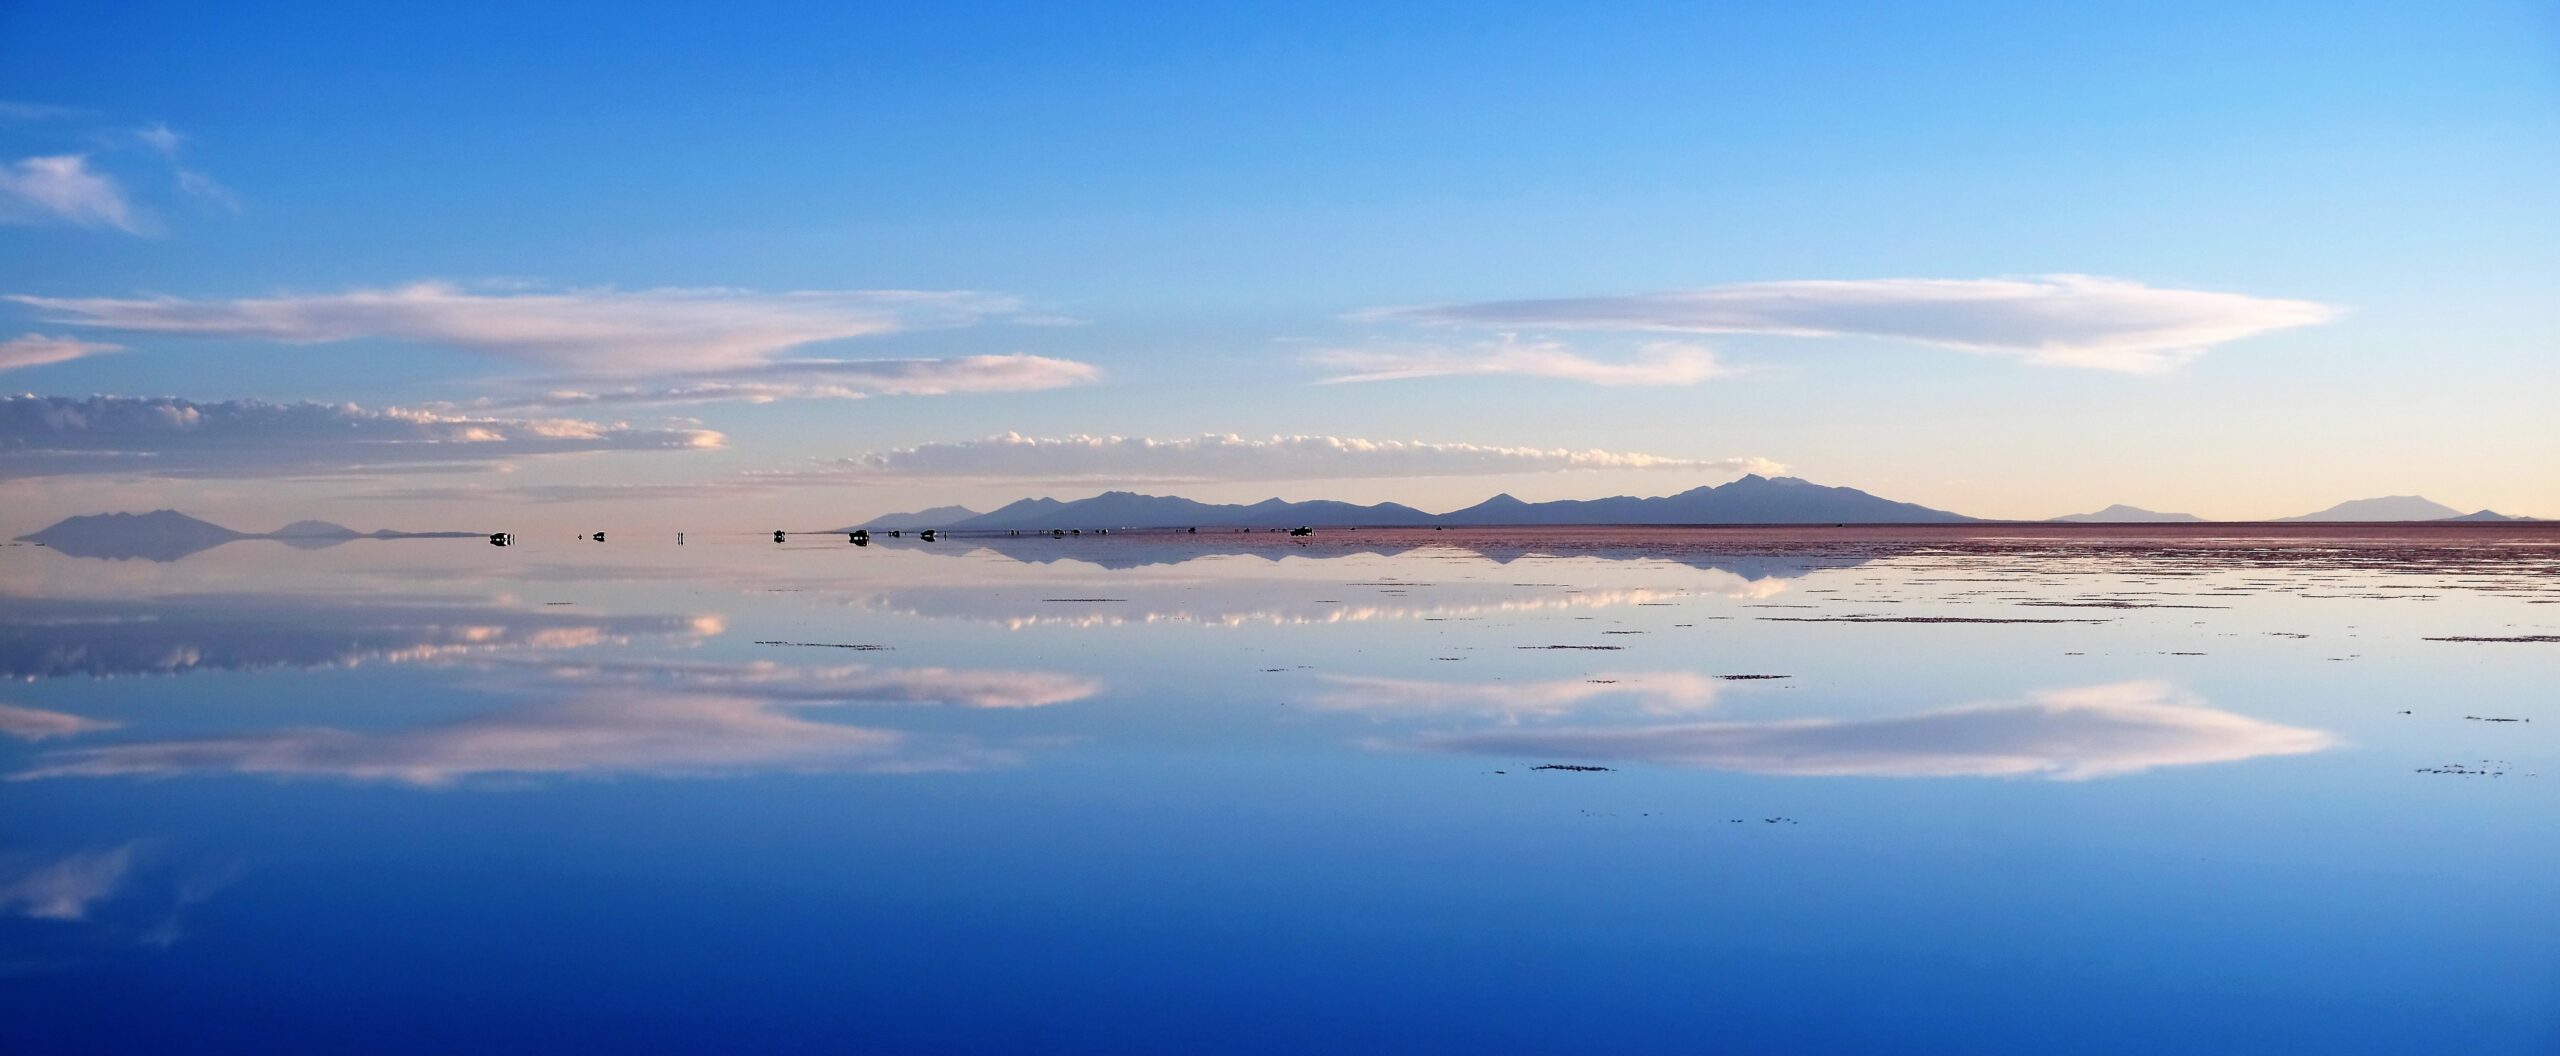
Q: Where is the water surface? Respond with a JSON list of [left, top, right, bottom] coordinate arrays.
[[3, 526, 2554, 1053]]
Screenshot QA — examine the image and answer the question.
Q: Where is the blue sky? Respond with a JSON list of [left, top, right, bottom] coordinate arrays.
[[3, 1, 2555, 528]]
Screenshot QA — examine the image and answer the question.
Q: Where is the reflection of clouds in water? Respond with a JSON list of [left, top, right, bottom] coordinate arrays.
[[0, 702, 121, 740], [472, 657, 1100, 709], [867, 584, 1738, 631], [1416, 682, 2334, 779], [14, 692, 1017, 786], [1314, 673, 1719, 722], [0, 844, 136, 920], [0, 594, 721, 680], [13, 657, 1099, 785]]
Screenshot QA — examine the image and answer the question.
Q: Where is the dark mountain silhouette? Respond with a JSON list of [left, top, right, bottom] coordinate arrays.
[[835, 505, 981, 530], [936, 476, 1967, 530], [2051, 504, 2206, 523], [1432, 476, 1970, 525], [2281, 496, 2465, 522], [19, 511, 478, 561], [20, 510, 248, 560]]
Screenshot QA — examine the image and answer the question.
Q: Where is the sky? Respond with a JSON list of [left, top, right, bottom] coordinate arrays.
[[2, 0, 2555, 532]]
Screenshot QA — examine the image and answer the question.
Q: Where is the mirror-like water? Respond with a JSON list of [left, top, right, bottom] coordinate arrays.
[[4, 526, 2554, 1053]]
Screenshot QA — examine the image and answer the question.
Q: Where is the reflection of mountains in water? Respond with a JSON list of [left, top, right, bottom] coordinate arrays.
[[0, 593, 720, 679], [886, 533, 1873, 581], [18, 510, 479, 562]]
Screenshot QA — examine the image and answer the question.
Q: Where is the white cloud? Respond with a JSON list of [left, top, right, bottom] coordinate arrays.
[[0, 394, 720, 479], [488, 354, 1100, 409], [0, 334, 123, 372], [1413, 681, 2334, 779], [805, 432, 1781, 483], [0, 844, 135, 920], [0, 155, 145, 233], [0, 703, 121, 740], [1369, 275, 2339, 373], [13, 283, 1027, 375], [1309, 337, 1725, 386]]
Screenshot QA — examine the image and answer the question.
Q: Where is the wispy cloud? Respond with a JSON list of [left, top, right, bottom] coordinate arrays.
[[13, 284, 1029, 375], [0, 844, 136, 920], [1367, 276, 2339, 373], [800, 432, 1780, 483], [480, 354, 1100, 410], [0, 155, 144, 233], [0, 334, 123, 372], [0, 394, 719, 479], [0, 703, 121, 740], [1412, 681, 2333, 779], [1309, 337, 1725, 386]]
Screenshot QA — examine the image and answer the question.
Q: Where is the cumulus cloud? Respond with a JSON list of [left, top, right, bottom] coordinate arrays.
[[12, 284, 1027, 375], [1368, 275, 2339, 373], [0, 155, 144, 233], [0, 703, 121, 740], [0, 844, 136, 920], [0, 394, 720, 478], [0, 334, 123, 372], [484, 354, 1100, 409], [804, 432, 1780, 483], [1413, 681, 2333, 779], [1314, 673, 1720, 722], [1309, 337, 1725, 386]]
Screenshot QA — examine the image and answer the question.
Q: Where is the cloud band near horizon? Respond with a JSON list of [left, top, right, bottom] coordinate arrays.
[[798, 432, 1783, 483], [1361, 275, 2337, 373]]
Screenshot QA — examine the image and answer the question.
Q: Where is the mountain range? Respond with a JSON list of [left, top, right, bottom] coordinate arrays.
[[17, 510, 478, 561], [853, 477, 2539, 529]]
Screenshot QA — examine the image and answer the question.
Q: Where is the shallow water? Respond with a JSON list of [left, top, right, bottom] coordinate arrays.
[[3, 526, 2555, 1053]]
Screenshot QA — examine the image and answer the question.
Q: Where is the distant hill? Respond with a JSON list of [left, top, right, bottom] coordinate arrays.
[[934, 476, 1969, 530], [2051, 504, 2206, 523], [18, 511, 478, 561], [2281, 496, 2465, 522], [837, 505, 982, 530], [20, 510, 248, 560], [1433, 476, 1971, 526], [2442, 509, 2537, 522]]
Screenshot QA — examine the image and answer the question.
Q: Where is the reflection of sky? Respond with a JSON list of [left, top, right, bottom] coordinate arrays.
[[0, 593, 721, 680], [0, 535, 2554, 1051], [1412, 681, 2335, 779]]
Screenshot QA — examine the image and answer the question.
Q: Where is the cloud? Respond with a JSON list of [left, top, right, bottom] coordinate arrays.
[[0, 155, 144, 233], [0, 335, 123, 372], [0, 845, 135, 920], [1314, 673, 1721, 721], [1368, 276, 2339, 373], [0, 703, 121, 740], [13, 284, 1027, 375], [0, 394, 720, 478], [804, 432, 1780, 483], [1412, 681, 2333, 779], [484, 354, 1099, 409], [1309, 337, 1725, 385]]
